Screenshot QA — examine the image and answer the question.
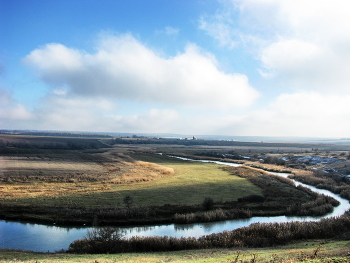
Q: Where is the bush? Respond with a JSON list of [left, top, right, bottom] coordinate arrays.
[[69, 227, 125, 254], [123, 195, 133, 210], [202, 197, 214, 211]]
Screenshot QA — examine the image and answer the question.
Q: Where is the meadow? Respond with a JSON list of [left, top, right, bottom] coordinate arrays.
[[1, 152, 259, 203], [1, 240, 350, 262]]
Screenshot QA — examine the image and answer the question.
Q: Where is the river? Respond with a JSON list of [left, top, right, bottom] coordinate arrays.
[[1, 157, 349, 252]]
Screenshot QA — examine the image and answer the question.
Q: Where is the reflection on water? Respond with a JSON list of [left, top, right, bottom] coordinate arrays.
[[1, 158, 350, 252], [0, 220, 90, 252]]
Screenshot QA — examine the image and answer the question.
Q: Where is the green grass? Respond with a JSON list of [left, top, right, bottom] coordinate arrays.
[[3, 153, 262, 207], [1, 240, 349, 262], [116, 153, 262, 206]]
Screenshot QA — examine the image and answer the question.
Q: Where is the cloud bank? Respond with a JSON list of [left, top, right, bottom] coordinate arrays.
[[217, 92, 350, 138], [201, 0, 350, 92], [193, 0, 350, 137], [23, 34, 259, 109], [0, 89, 32, 126]]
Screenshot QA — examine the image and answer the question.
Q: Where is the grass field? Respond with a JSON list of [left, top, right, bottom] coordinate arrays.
[[0, 151, 261, 208], [1, 240, 349, 262]]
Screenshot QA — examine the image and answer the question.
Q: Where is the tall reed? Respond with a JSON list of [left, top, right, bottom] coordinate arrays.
[[290, 171, 350, 201], [68, 211, 350, 253], [173, 208, 252, 224]]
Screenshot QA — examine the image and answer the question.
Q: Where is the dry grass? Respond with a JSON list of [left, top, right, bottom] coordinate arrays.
[[289, 170, 350, 200], [0, 151, 261, 210], [0, 150, 175, 200], [1, 240, 350, 262], [0, 153, 119, 182], [243, 160, 297, 174], [110, 161, 174, 184], [0, 182, 112, 198], [170, 152, 309, 176]]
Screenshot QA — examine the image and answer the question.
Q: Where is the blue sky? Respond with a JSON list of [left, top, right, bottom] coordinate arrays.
[[1, 0, 350, 138]]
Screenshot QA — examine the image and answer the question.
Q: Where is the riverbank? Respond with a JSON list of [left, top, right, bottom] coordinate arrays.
[[68, 211, 350, 253], [1, 239, 350, 263]]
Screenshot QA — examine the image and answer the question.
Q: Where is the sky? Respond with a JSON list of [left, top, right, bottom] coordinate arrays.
[[1, 0, 350, 138]]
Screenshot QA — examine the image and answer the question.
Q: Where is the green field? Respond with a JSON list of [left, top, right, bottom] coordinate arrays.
[[116, 153, 262, 206], [1, 152, 262, 207], [1, 240, 349, 263]]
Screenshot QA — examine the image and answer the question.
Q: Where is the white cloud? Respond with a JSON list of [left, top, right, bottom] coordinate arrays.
[[4, 83, 350, 137], [110, 108, 180, 133], [259, 39, 349, 90], [201, 0, 350, 92], [232, 0, 350, 40], [199, 13, 238, 49], [7, 89, 180, 133], [156, 26, 180, 36], [164, 26, 179, 36], [23, 43, 83, 84], [0, 89, 32, 121], [30, 93, 117, 132], [261, 39, 323, 71], [23, 34, 259, 109], [213, 91, 350, 138]]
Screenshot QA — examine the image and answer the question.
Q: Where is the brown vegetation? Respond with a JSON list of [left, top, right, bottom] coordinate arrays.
[[173, 208, 252, 224], [221, 166, 339, 216], [290, 170, 350, 200], [68, 211, 350, 253], [110, 161, 174, 184], [0, 151, 174, 199]]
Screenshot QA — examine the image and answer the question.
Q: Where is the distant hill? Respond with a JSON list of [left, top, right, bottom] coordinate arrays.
[[2, 129, 349, 145]]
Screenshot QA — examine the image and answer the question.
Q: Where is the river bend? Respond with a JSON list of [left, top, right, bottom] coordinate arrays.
[[1, 157, 349, 252]]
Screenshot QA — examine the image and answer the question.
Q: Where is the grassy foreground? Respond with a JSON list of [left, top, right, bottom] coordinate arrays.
[[1, 240, 349, 262]]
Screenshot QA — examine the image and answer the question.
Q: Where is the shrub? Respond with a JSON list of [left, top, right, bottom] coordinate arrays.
[[123, 195, 133, 210], [69, 227, 125, 254], [202, 197, 214, 211]]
